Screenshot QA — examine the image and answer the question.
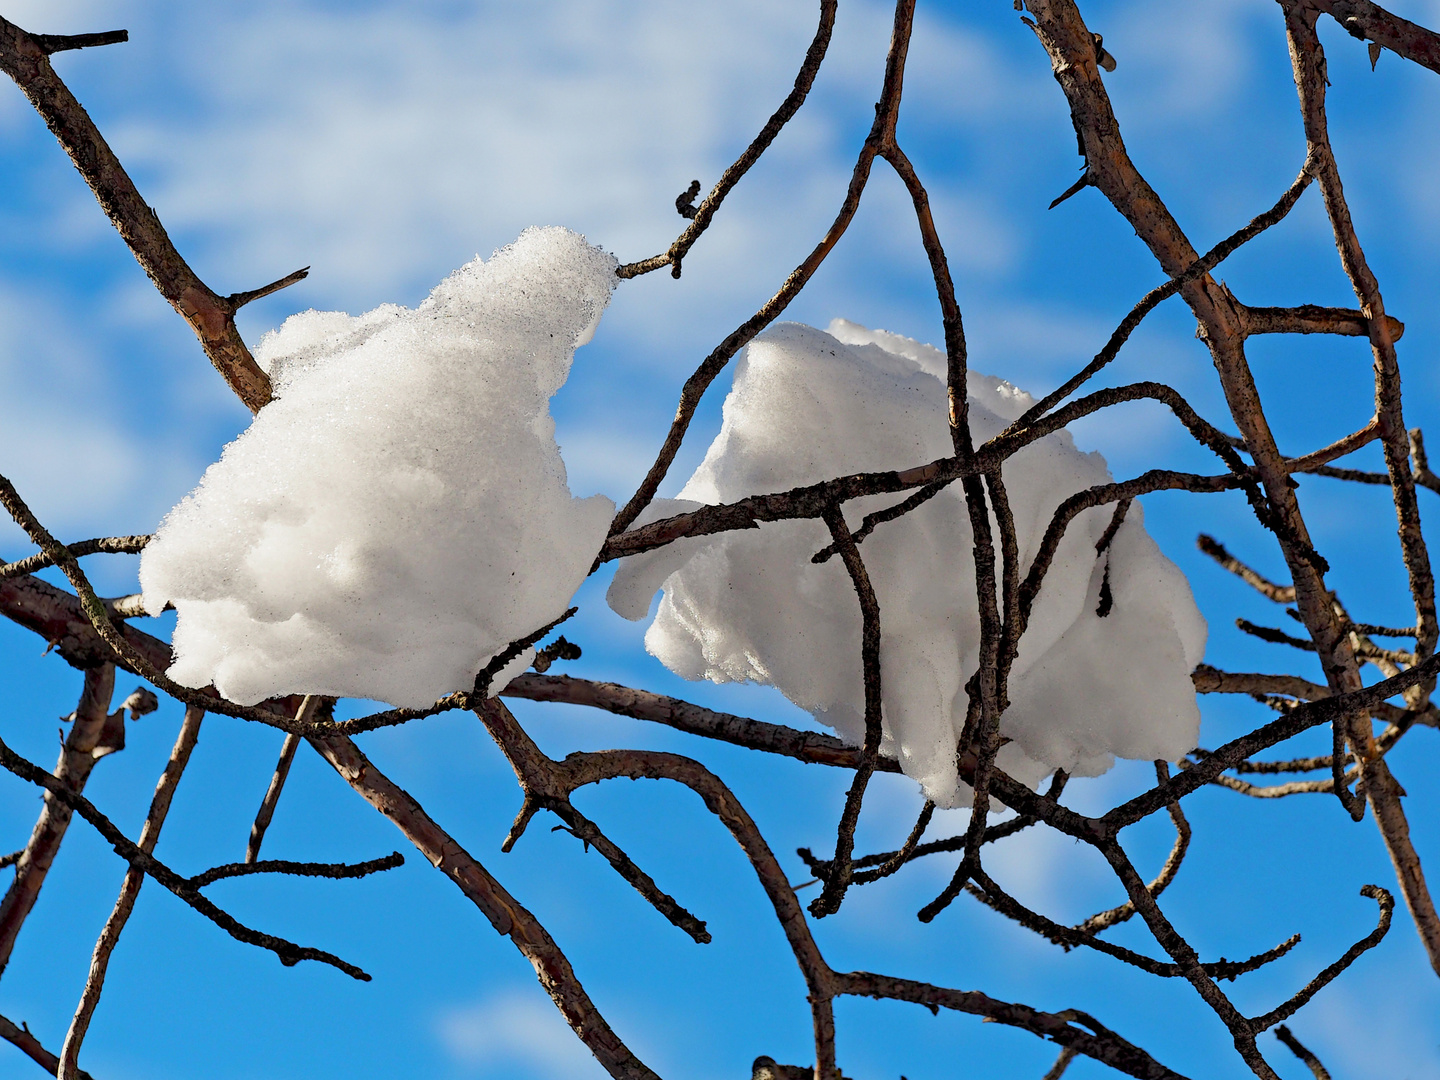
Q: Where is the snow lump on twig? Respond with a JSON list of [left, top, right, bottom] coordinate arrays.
[[139, 227, 617, 708], [608, 320, 1206, 807]]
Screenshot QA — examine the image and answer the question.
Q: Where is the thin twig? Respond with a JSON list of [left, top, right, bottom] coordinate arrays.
[[1273, 1025, 1332, 1080], [0, 1013, 94, 1080], [0, 733, 370, 980], [189, 852, 404, 890], [810, 507, 885, 918], [617, 0, 836, 279], [58, 705, 204, 1080], [0, 535, 149, 580]]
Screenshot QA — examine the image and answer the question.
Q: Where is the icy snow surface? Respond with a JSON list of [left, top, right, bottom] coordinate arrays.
[[140, 227, 617, 707], [608, 320, 1206, 807]]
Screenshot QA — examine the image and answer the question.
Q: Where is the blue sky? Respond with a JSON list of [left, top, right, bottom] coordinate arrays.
[[2, 1, 1439, 1077]]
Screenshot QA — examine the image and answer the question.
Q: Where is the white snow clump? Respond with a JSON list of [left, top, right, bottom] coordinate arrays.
[[140, 226, 617, 708], [607, 320, 1206, 807]]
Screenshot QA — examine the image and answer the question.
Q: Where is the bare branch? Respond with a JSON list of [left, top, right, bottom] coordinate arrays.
[[1250, 886, 1393, 1030], [1076, 763, 1190, 935], [58, 705, 204, 1080], [1283, 0, 1440, 966], [809, 507, 885, 918], [0, 664, 115, 977], [503, 673, 897, 772], [1195, 535, 1296, 603], [0, 1013, 94, 1080], [1042, 1047, 1079, 1080], [609, 0, 917, 535], [0, 17, 274, 411], [31, 30, 128, 54], [832, 970, 1192, 1080], [474, 698, 711, 944], [0, 733, 370, 980], [1010, 162, 1316, 431], [1314, 0, 1440, 75], [0, 535, 149, 580], [1273, 1025, 1333, 1080], [1105, 654, 1440, 830], [246, 729, 304, 864], [1240, 302, 1403, 341], [309, 730, 664, 1079], [617, 0, 836, 279], [226, 266, 309, 310], [188, 852, 404, 890]]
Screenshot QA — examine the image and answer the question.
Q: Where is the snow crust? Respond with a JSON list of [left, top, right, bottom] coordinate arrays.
[[608, 320, 1205, 806], [140, 227, 617, 707]]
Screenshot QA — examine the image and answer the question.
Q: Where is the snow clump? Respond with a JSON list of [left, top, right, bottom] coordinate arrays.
[[607, 320, 1205, 807], [140, 227, 617, 708]]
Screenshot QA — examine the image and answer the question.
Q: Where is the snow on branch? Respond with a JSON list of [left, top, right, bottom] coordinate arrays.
[[609, 320, 1207, 806], [139, 227, 617, 707]]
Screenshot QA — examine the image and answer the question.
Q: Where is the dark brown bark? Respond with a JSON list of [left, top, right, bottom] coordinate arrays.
[[0, 665, 115, 977]]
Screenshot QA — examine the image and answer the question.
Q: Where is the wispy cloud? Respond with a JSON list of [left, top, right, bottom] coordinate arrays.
[[436, 992, 607, 1079]]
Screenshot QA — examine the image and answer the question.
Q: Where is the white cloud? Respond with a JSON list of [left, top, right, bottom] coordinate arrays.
[[437, 992, 607, 1079], [1102, 0, 1274, 126], [0, 284, 192, 543]]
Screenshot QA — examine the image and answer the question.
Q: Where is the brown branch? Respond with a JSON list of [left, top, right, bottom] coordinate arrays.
[[1283, 1, 1440, 971], [1020, 471, 1241, 627], [1010, 162, 1317, 432], [1273, 1025, 1333, 1080], [57, 705, 203, 1080], [0, 535, 149, 580], [31, 30, 128, 55], [331, 692, 469, 736], [0, 475, 348, 736], [809, 507, 885, 918], [832, 970, 1191, 1080], [1240, 302, 1403, 341], [617, 0, 836, 279], [1076, 763, 1190, 935], [0, 733, 369, 980], [1235, 619, 1315, 652], [810, 480, 954, 564], [502, 673, 899, 772], [1196, 535, 1296, 602], [608, 0, 917, 535], [1042, 1047, 1079, 1080], [1089, 840, 1271, 1076], [0, 17, 274, 411], [101, 594, 151, 621], [1103, 654, 1440, 830], [307, 730, 664, 1079], [603, 380, 1244, 566], [1314, 0, 1440, 75], [473, 607, 577, 699], [1187, 668, 1437, 734], [1200, 771, 1343, 799], [850, 801, 933, 886], [0, 664, 116, 977], [1021, 0, 1386, 910], [552, 746, 841, 1076], [812, 773, 1068, 884], [473, 698, 711, 944], [1410, 428, 1440, 495], [881, 141, 971, 458], [246, 731, 303, 864], [188, 852, 404, 890], [963, 864, 1297, 983], [0, 1013, 93, 1080], [226, 267, 309, 310], [1284, 418, 1381, 474], [1250, 886, 1393, 1030]]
